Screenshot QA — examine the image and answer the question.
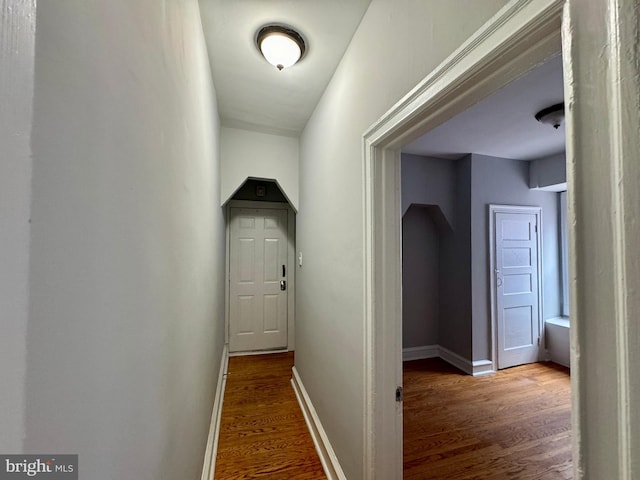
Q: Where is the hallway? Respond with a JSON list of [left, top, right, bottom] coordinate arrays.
[[3, 1, 639, 479], [214, 353, 326, 479]]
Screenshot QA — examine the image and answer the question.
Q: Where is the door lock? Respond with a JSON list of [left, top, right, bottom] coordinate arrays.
[[395, 386, 404, 402], [280, 280, 287, 291]]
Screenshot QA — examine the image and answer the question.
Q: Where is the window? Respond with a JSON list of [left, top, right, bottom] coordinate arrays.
[[560, 191, 570, 317]]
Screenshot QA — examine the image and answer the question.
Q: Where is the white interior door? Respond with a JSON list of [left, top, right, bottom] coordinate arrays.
[[229, 207, 288, 353], [492, 207, 541, 369]]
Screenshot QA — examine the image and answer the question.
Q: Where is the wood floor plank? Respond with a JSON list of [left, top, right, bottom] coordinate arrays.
[[214, 352, 326, 480], [404, 358, 572, 479]]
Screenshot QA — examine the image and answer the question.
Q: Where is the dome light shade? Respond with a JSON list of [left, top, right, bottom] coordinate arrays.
[[256, 25, 306, 71], [535, 103, 565, 129]]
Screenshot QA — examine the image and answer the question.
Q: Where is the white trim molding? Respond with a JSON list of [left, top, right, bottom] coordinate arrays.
[[229, 348, 288, 357], [402, 345, 439, 362], [291, 367, 347, 480], [471, 359, 495, 377], [437, 346, 475, 375], [362, 1, 563, 478], [438, 346, 494, 377], [403, 345, 494, 376], [563, 0, 640, 478], [201, 344, 229, 480]]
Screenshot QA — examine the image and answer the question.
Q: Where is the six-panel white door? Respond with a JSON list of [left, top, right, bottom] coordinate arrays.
[[229, 207, 288, 352], [494, 210, 540, 369]]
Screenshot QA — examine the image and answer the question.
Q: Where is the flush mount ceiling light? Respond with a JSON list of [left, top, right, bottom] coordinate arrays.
[[535, 103, 565, 129], [256, 25, 306, 71]]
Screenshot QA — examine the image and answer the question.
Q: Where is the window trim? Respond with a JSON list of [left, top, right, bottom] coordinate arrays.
[[560, 191, 570, 317]]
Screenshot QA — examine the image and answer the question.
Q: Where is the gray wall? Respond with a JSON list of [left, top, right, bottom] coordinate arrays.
[[471, 154, 560, 361], [402, 153, 456, 227], [402, 206, 440, 348], [440, 156, 473, 358], [24, 1, 226, 479], [529, 152, 566, 189], [401, 153, 462, 352], [401, 153, 473, 358], [401, 153, 561, 364]]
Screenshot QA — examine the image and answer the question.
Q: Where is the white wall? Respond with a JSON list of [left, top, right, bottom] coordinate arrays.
[[296, 1, 509, 477], [470, 154, 560, 362], [24, 2, 225, 479], [0, 0, 36, 453], [220, 126, 299, 210], [545, 318, 570, 367]]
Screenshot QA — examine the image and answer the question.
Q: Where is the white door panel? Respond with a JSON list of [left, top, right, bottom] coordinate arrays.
[[494, 209, 541, 369], [229, 207, 288, 352]]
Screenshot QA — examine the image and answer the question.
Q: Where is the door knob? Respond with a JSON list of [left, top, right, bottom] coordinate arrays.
[[280, 280, 287, 291]]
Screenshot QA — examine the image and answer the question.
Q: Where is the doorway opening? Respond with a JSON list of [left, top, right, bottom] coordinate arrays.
[[224, 178, 296, 355], [362, 3, 566, 478], [398, 53, 570, 474]]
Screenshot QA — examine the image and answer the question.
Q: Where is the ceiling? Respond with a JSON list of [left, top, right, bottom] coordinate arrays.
[[402, 55, 565, 161], [199, 0, 372, 137]]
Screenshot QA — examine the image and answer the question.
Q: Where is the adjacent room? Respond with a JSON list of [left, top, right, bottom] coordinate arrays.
[[400, 55, 571, 478]]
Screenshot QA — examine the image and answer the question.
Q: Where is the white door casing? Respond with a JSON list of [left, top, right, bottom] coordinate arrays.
[[490, 206, 542, 370], [228, 207, 288, 352]]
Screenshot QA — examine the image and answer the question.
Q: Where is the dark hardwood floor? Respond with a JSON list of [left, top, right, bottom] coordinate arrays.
[[403, 358, 572, 480], [214, 353, 570, 479], [214, 352, 326, 480]]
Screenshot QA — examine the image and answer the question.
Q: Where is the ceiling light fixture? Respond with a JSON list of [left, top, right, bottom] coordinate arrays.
[[535, 103, 565, 129], [256, 25, 306, 71]]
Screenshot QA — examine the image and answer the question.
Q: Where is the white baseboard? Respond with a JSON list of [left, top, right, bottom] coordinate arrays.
[[438, 345, 473, 375], [291, 367, 347, 480], [471, 359, 494, 376], [423, 345, 495, 377], [229, 348, 288, 357], [201, 344, 229, 480], [402, 345, 439, 361]]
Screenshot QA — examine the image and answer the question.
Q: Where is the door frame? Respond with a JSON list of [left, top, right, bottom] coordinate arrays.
[[225, 200, 296, 353], [362, 0, 640, 478], [362, 2, 563, 477], [489, 204, 543, 371]]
